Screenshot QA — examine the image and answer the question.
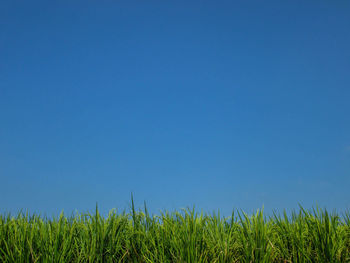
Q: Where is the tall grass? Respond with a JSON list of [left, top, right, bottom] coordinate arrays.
[[0, 202, 349, 262]]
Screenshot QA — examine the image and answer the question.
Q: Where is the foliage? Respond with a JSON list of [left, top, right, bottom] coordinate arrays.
[[0, 201, 349, 262]]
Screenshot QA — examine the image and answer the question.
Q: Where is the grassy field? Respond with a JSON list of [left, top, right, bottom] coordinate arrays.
[[1, 200, 349, 262]]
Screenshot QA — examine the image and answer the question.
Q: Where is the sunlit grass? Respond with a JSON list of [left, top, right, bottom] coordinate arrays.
[[0, 199, 349, 262]]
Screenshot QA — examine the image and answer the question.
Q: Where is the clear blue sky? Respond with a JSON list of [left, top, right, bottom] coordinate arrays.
[[1, 0, 349, 216]]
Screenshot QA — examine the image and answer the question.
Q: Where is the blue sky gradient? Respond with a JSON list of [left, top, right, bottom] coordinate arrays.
[[1, 0, 350, 215]]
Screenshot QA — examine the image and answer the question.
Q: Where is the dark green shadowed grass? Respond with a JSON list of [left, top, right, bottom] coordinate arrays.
[[0, 203, 349, 262]]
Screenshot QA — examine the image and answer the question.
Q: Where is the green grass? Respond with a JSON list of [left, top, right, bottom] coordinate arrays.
[[1, 200, 349, 262]]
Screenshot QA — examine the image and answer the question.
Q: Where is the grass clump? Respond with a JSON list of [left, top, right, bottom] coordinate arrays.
[[0, 201, 349, 262]]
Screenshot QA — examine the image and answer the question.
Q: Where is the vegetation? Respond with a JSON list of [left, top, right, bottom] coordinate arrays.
[[1, 200, 349, 262]]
